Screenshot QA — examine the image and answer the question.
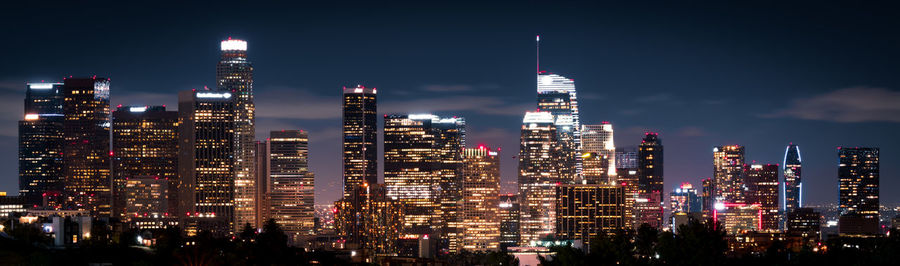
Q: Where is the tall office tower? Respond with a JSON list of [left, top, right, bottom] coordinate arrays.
[[637, 133, 664, 228], [783, 144, 802, 215], [384, 114, 465, 237], [498, 194, 520, 250], [342, 85, 377, 198], [713, 145, 746, 204], [255, 141, 269, 227], [459, 146, 501, 252], [517, 111, 561, 246], [217, 38, 257, 228], [713, 203, 761, 235], [744, 164, 779, 231], [62, 77, 111, 216], [615, 147, 640, 227], [537, 73, 581, 173], [335, 183, 403, 257], [19, 82, 65, 207], [837, 147, 879, 235], [112, 106, 178, 218], [701, 178, 715, 219], [537, 93, 578, 183], [670, 183, 702, 214], [786, 207, 821, 245], [556, 184, 626, 246], [582, 123, 616, 180], [178, 90, 235, 228], [267, 130, 316, 241]]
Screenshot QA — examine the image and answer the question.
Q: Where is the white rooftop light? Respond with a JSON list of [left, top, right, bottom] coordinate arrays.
[[221, 39, 247, 51], [523, 111, 554, 123]]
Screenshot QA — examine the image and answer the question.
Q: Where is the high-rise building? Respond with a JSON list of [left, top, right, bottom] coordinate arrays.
[[744, 164, 779, 231], [616, 147, 640, 227], [459, 146, 501, 252], [537, 72, 581, 154], [615, 147, 638, 170], [112, 106, 178, 218], [582, 123, 616, 181], [637, 133, 663, 228], [786, 207, 821, 242], [713, 145, 746, 204], [334, 183, 403, 257], [701, 178, 715, 220], [217, 38, 256, 229], [782, 144, 802, 216], [342, 85, 377, 198], [713, 203, 761, 235], [517, 111, 560, 246], [177, 90, 235, 228], [266, 130, 315, 242], [19, 82, 65, 208], [62, 77, 112, 216], [837, 147, 879, 235], [384, 114, 465, 239], [498, 194, 520, 250], [670, 182, 701, 214], [556, 184, 626, 246], [255, 141, 269, 227], [582, 152, 611, 185]]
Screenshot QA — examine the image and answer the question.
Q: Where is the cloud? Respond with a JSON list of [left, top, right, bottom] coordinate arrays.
[[635, 93, 674, 103], [112, 92, 177, 108], [579, 93, 605, 100], [421, 84, 474, 92], [677, 126, 708, 137], [255, 86, 341, 120], [0, 80, 24, 92], [382, 95, 527, 117], [764, 87, 900, 123]]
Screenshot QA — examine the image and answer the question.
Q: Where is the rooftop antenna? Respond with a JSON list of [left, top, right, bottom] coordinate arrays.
[[536, 35, 541, 74]]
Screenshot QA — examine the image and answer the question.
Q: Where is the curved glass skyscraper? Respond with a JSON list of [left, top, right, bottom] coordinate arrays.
[[783, 144, 801, 214]]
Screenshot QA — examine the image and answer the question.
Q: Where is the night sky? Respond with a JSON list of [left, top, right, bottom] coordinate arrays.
[[2, 1, 898, 206]]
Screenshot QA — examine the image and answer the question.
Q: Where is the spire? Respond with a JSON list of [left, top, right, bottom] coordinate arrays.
[[536, 35, 541, 74]]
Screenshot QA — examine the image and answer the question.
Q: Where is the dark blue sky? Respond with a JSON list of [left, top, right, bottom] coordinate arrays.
[[2, 1, 898, 205]]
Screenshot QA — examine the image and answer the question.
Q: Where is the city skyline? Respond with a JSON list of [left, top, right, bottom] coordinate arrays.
[[2, 1, 900, 207]]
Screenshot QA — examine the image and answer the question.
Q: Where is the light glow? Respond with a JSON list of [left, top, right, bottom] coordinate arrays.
[[24, 114, 39, 120], [196, 92, 232, 99], [221, 39, 247, 51], [28, 83, 57, 89], [129, 106, 147, 112]]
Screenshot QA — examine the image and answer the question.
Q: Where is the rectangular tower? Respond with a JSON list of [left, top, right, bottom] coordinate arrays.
[[783, 144, 802, 215], [19, 82, 65, 207], [217, 38, 257, 229], [63, 77, 111, 216], [112, 105, 178, 218], [342, 85, 378, 197], [838, 147, 879, 218], [459, 146, 501, 252], [498, 194, 520, 250], [637, 133, 664, 228], [517, 111, 560, 246], [744, 164, 779, 231], [267, 130, 315, 242], [713, 145, 745, 204], [178, 90, 235, 228], [556, 184, 626, 245]]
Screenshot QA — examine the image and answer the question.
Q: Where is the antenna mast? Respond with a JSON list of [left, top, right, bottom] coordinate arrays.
[[536, 35, 540, 74]]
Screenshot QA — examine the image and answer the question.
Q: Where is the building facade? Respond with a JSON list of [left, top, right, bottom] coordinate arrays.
[[459, 146, 501, 252], [637, 133, 663, 228], [217, 38, 257, 229], [342, 85, 378, 198], [782, 144, 802, 216], [62, 77, 112, 216], [19, 82, 65, 208], [498, 194, 520, 250], [555, 184, 626, 246], [266, 130, 315, 241], [582, 123, 616, 183], [517, 111, 560, 246], [177, 90, 235, 228], [837, 147, 879, 235], [112, 106, 178, 218], [744, 164, 779, 231], [714, 145, 746, 204]]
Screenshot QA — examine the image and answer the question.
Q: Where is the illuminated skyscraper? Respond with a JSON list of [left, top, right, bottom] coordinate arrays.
[[19, 82, 65, 207], [63, 77, 112, 216], [123, 176, 169, 218], [838, 147, 879, 219], [498, 194, 520, 250], [335, 183, 403, 257], [459, 146, 500, 252], [713, 145, 746, 204], [582, 123, 616, 182], [517, 111, 560, 245], [537, 75, 581, 181], [582, 152, 610, 185], [636, 133, 663, 228], [255, 141, 269, 227], [217, 38, 257, 229], [713, 203, 761, 235], [556, 184, 626, 245], [744, 164, 779, 231], [701, 178, 715, 219], [266, 130, 315, 242], [783, 144, 802, 215], [384, 114, 465, 240], [670, 183, 701, 214], [342, 85, 377, 198], [112, 106, 178, 218], [178, 90, 234, 228], [615, 147, 639, 228]]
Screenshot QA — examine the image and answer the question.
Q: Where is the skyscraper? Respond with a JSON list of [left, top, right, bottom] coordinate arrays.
[[701, 178, 715, 220], [616, 147, 639, 228], [713, 145, 746, 204], [19, 82, 65, 208], [517, 111, 560, 245], [636, 133, 663, 228], [255, 141, 270, 227], [217, 38, 257, 229], [459, 146, 501, 252], [178, 89, 235, 228], [498, 194, 520, 250], [342, 85, 377, 198], [744, 164, 779, 231], [384, 114, 465, 240], [556, 184, 626, 245], [582, 123, 616, 183], [334, 183, 404, 257], [266, 130, 315, 242], [63, 77, 112, 216], [838, 147, 879, 234], [112, 105, 178, 218], [670, 182, 701, 214], [537, 74, 581, 181], [783, 144, 802, 215]]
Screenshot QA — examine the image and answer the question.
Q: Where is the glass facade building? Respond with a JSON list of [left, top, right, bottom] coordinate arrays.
[[517, 111, 560, 246], [19, 82, 65, 208], [62, 77, 112, 216], [744, 164, 780, 231], [265, 130, 315, 242], [783, 144, 802, 215], [459, 146, 500, 252], [342, 85, 378, 198]]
